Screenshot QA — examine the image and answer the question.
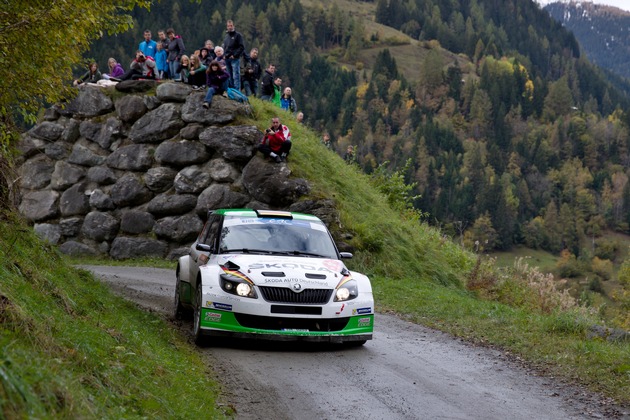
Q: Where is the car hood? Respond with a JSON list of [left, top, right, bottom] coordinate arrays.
[[216, 254, 350, 288]]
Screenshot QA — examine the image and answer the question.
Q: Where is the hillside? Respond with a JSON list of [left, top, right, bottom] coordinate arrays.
[[544, 1, 630, 80]]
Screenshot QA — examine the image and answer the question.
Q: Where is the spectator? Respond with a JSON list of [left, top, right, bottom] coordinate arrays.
[[117, 50, 156, 81], [260, 63, 276, 101], [188, 54, 207, 89], [199, 47, 212, 66], [242, 47, 262, 97], [280, 87, 297, 114], [296, 112, 304, 124], [177, 55, 191, 83], [272, 77, 282, 107], [214, 46, 227, 70], [258, 117, 292, 163], [138, 29, 157, 58], [321, 132, 332, 149], [102, 58, 124, 80], [222, 19, 245, 90], [203, 40, 216, 59], [166, 27, 185, 80], [154, 42, 168, 80], [202, 60, 230, 109], [73, 62, 101, 86], [344, 145, 356, 163]]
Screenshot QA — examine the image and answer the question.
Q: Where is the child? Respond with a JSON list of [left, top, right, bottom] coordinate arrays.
[[155, 42, 168, 80]]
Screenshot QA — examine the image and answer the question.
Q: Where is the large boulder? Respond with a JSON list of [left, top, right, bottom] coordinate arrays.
[[110, 237, 168, 259], [110, 173, 153, 207], [148, 193, 198, 216], [82, 211, 120, 242], [129, 102, 185, 144], [19, 190, 59, 222], [116, 94, 148, 123], [106, 144, 154, 171], [242, 156, 310, 206], [62, 86, 114, 117], [154, 214, 204, 243], [154, 140, 209, 167], [198, 125, 260, 162], [59, 183, 90, 216], [195, 184, 250, 215], [19, 155, 54, 189]]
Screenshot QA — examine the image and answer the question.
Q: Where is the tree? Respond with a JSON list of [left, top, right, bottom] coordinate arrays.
[[0, 0, 150, 148]]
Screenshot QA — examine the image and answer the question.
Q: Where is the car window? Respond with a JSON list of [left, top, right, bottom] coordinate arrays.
[[201, 214, 221, 249], [218, 217, 338, 258]]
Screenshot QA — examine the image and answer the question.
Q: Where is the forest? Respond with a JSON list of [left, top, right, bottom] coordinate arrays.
[[87, 0, 630, 259]]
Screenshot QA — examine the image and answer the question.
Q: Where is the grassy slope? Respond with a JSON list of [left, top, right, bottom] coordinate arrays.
[[0, 211, 230, 418]]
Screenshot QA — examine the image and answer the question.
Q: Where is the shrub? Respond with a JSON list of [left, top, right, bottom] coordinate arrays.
[[590, 256, 613, 280]]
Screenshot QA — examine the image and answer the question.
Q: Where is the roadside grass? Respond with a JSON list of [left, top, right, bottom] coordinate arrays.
[[0, 212, 230, 418]]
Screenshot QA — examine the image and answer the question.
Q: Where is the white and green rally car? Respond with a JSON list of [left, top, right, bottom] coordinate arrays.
[[175, 209, 374, 345]]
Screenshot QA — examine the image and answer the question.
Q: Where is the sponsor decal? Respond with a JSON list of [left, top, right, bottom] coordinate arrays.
[[205, 312, 222, 322], [322, 259, 343, 272], [336, 303, 345, 315], [249, 262, 335, 273], [352, 307, 372, 315], [281, 328, 309, 332], [262, 278, 327, 286], [207, 293, 240, 302], [358, 317, 371, 327], [209, 302, 233, 311]]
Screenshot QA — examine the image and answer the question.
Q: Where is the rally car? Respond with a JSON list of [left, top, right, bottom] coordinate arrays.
[[174, 209, 374, 346]]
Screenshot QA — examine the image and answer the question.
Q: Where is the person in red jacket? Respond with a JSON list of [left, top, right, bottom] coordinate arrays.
[[258, 117, 292, 163]]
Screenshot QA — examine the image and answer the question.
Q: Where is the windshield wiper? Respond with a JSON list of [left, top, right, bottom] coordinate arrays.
[[283, 250, 329, 258], [221, 248, 273, 254]]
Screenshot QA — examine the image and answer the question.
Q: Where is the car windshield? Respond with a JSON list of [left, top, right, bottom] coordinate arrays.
[[218, 217, 338, 259]]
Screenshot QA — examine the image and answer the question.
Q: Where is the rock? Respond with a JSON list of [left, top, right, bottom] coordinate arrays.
[[148, 193, 198, 216], [154, 214, 203, 243], [116, 94, 148, 123], [59, 183, 90, 216], [63, 86, 114, 117], [106, 144, 154, 171], [58, 240, 98, 256], [19, 155, 54, 189], [144, 167, 177, 193], [195, 184, 250, 216], [44, 142, 71, 160], [120, 210, 155, 234], [87, 166, 118, 185], [154, 139, 209, 167], [82, 211, 120, 242], [110, 237, 168, 259], [198, 125, 260, 162], [242, 156, 310, 206], [59, 217, 83, 237], [110, 173, 152, 207], [129, 102, 185, 144], [156, 82, 191, 102], [50, 161, 86, 190], [19, 190, 59, 222], [28, 121, 64, 141], [115, 79, 157, 93], [173, 164, 212, 194], [89, 189, 115, 210], [34, 223, 62, 245], [68, 141, 106, 166]]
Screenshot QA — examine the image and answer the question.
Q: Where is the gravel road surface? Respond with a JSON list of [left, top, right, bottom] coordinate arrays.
[[82, 265, 627, 419]]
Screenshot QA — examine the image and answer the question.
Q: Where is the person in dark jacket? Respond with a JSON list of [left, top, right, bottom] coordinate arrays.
[[166, 27, 186, 80], [260, 63, 276, 101], [202, 60, 230, 109], [73, 62, 101, 86], [222, 20, 245, 90], [242, 47, 262, 97]]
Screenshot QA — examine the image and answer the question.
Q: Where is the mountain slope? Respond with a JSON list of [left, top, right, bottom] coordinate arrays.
[[544, 1, 630, 80]]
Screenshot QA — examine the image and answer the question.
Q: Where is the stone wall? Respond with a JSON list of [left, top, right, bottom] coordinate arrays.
[[16, 81, 331, 259]]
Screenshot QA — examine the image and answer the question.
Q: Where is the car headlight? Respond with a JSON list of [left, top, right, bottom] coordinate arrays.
[[220, 274, 257, 299], [334, 279, 358, 302]]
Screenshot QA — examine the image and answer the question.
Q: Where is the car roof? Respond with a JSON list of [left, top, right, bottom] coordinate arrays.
[[209, 208, 322, 222]]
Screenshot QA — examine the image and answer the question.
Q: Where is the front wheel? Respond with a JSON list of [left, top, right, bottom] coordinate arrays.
[[192, 283, 206, 346], [174, 272, 191, 320]]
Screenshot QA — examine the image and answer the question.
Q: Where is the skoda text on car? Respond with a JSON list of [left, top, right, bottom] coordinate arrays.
[[174, 209, 374, 345]]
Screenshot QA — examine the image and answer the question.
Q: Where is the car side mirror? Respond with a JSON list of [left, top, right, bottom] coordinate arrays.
[[196, 243, 213, 253], [339, 252, 353, 259]]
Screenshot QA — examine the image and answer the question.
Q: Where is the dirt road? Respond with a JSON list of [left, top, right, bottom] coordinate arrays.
[[83, 265, 626, 419]]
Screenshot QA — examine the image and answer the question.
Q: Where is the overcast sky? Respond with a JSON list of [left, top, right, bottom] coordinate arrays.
[[536, 0, 630, 12]]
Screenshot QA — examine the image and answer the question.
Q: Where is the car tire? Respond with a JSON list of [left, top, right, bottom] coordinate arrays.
[[193, 283, 207, 346], [174, 272, 191, 320]]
